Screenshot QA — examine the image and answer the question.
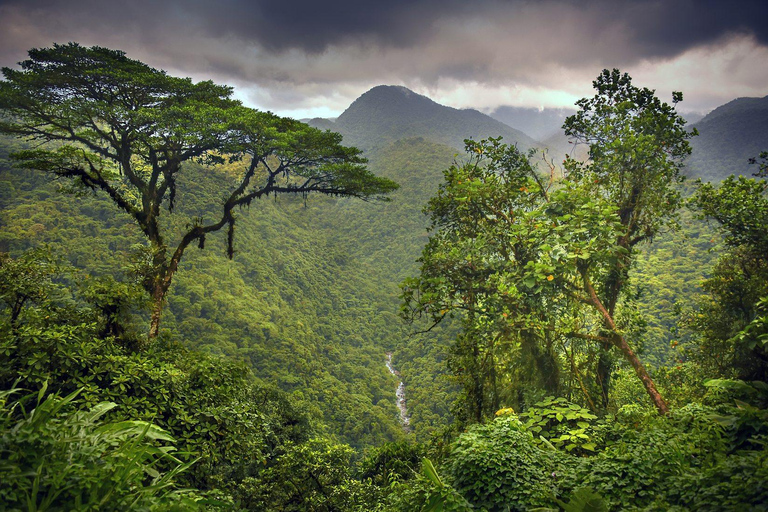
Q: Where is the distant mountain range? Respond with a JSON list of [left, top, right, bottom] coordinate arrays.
[[307, 86, 767, 182]]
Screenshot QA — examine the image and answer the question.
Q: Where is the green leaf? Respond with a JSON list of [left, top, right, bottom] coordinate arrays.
[[556, 487, 609, 512], [422, 457, 443, 488]]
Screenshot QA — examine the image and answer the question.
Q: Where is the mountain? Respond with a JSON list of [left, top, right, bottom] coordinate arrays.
[[489, 105, 576, 141], [483, 95, 768, 182], [685, 95, 768, 181], [308, 85, 542, 153]]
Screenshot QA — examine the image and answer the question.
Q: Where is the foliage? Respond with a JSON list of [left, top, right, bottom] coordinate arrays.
[[692, 176, 768, 254], [689, 176, 768, 380], [229, 438, 381, 512], [0, 384, 208, 510], [550, 405, 723, 510], [389, 457, 473, 512], [79, 275, 149, 346], [407, 402, 767, 511], [0, 138, 408, 449], [554, 487, 609, 512], [360, 440, 425, 487], [703, 379, 768, 451], [0, 250, 413, 509], [563, 69, 693, 242], [403, 70, 696, 424], [0, 43, 397, 341], [3, 53, 768, 511], [446, 416, 556, 511], [664, 449, 768, 511], [562, 69, 695, 413], [402, 140, 656, 420], [625, 180, 718, 367], [0, 247, 67, 327], [401, 137, 572, 422], [0, 295, 312, 494], [516, 397, 600, 454]]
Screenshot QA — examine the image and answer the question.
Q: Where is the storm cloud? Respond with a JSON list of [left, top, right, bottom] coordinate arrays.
[[1, 0, 766, 116]]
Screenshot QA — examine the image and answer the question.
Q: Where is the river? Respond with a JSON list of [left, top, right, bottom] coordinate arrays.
[[385, 352, 411, 432]]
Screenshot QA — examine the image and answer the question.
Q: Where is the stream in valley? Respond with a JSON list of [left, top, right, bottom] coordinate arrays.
[[385, 352, 411, 432]]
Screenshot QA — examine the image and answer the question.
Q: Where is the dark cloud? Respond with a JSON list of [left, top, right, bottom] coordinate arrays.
[[190, 0, 472, 52], [620, 0, 768, 56], [2, 0, 767, 57], [0, 0, 766, 115], [0, 0, 470, 56]]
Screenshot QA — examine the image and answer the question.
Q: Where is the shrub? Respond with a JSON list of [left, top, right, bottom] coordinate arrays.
[[0, 384, 208, 510], [0, 319, 311, 492], [447, 416, 556, 511], [517, 397, 601, 454]]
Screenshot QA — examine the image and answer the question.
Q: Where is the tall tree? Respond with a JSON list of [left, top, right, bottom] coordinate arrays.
[[0, 43, 398, 344], [562, 69, 695, 413], [402, 139, 567, 420], [404, 71, 693, 417]]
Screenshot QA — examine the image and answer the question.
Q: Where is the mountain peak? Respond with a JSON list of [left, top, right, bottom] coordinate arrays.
[[335, 85, 541, 152], [357, 85, 430, 102], [340, 85, 441, 122], [364, 84, 420, 97]]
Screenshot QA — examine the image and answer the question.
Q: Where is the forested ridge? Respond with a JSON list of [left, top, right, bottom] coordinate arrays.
[[685, 95, 768, 181], [0, 45, 767, 511]]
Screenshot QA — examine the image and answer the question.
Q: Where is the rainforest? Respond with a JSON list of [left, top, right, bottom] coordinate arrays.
[[0, 41, 767, 512]]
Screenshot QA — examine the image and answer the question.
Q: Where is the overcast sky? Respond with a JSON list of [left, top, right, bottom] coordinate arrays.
[[1, 0, 766, 119]]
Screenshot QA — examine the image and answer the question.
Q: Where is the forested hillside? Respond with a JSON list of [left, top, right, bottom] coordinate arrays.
[[0, 134, 463, 445], [685, 95, 768, 181], [0, 135, 408, 446]]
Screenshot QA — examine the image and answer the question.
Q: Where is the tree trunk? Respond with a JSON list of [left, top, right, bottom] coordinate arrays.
[[473, 340, 484, 424], [540, 346, 561, 396], [581, 269, 669, 415], [147, 284, 166, 344], [610, 329, 669, 415], [522, 334, 561, 396], [596, 345, 612, 409], [489, 350, 500, 414], [145, 235, 191, 345]]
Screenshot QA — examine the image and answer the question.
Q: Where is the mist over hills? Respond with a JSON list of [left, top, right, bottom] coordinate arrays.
[[685, 95, 768, 181], [682, 111, 706, 125], [488, 105, 576, 141]]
